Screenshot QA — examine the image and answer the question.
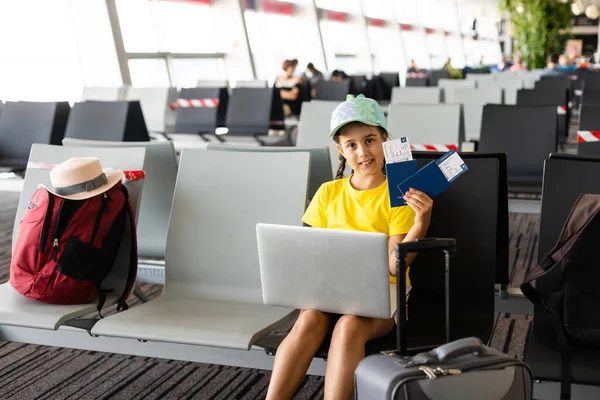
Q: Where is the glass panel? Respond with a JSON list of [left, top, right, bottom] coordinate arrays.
[[363, 0, 393, 19], [170, 58, 226, 88], [0, 0, 82, 101], [316, 0, 360, 13], [427, 33, 448, 69], [128, 59, 170, 88], [445, 35, 466, 69], [477, 17, 499, 40], [420, 0, 444, 29], [441, 1, 459, 32], [463, 38, 480, 66], [402, 31, 430, 70], [368, 26, 405, 73], [69, 0, 122, 87], [245, 10, 324, 81], [396, 0, 420, 25], [154, 1, 217, 53], [115, 0, 159, 53]]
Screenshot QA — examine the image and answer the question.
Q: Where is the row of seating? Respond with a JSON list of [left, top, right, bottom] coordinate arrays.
[[524, 153, 600, 398], [0, 101, 149, 171], [0, 142, 507, 370]]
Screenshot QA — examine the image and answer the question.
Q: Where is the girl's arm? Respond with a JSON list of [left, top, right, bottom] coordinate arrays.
[[280, 87, 299, 100], [388, 189, 433, 276]]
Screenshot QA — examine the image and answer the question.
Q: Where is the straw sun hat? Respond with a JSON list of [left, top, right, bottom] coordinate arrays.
[[39, 158, 124, 201]]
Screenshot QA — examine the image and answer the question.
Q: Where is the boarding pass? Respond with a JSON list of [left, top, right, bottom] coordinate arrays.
[[436, 151, 468, 182], [383, 137, 413, 163]]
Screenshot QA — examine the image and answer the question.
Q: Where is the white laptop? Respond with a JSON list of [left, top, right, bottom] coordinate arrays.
[[256, 223, 392, 319]]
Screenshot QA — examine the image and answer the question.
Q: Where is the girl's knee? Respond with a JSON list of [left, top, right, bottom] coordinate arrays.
[[292, 309, 330, 337], [331, 315, 368, 344]]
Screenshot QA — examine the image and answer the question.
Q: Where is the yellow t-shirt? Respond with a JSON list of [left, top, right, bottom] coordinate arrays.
[[301, 176, 415, 285]]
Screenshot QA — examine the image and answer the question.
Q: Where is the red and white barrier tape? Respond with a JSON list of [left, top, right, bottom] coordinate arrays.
[[27, 162, 145, 182], [410, 144, 458, 152], [577, 130, 600, 143], [557, 105, 567, 115], [167, 98, 219, 110], [407, 72, 429, 79]]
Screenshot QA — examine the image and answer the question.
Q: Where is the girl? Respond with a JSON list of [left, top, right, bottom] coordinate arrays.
[[266, 94, 433, 400], [274, 60, 303, 117]]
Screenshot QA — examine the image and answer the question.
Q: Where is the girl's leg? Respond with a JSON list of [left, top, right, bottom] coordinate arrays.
[[266, 310, 331, 400], [323, 315, 394, 400]]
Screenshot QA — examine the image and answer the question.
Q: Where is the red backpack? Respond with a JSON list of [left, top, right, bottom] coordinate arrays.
[[10, 182, 137, 312]]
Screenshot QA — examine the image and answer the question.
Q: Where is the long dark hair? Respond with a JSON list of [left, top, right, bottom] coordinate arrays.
[[332, 122, 388, 179]]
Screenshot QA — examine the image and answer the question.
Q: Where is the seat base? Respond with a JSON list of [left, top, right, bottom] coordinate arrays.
[[91, 293, 295, 350], [0, 283, 115, 330], [525, 330, 600, 386], [0, 323, 327, 375], [534, 380, 600, 400]]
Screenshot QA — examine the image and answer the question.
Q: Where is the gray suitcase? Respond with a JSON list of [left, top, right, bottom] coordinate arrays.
[[354, 239, 533, 399]]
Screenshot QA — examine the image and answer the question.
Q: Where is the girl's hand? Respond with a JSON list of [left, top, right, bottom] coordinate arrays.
[[403, 188, 433, 226]]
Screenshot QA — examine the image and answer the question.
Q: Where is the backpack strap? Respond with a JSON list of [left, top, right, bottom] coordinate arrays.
[[116, 191, 138, 312]]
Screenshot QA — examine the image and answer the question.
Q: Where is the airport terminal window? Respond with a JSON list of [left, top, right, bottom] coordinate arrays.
[[117, 0, 217, 54], [368, 25, 405, 73], [115, 0, 160, 53], [395, 0, 420, 25], [320, 20, 362, 72], [402, 31, 431, 70], [457, 3, 477, 36], [440, 1, 460, 33], [70, 0, 122, 88], [170, 58, 227, 88], [463, 38, 480, 66], [245, 10, 321, 81], [445, 35, 466, 68], [362, 0, 393, 19], [316, 0, 361, 13], [154, 1, 217, 53], [427, 33, 449, 69], [128, 59, 170, 88], [0, 0, 82, 101], [419, 0, 444, 30], [482, 40, 502, 65]]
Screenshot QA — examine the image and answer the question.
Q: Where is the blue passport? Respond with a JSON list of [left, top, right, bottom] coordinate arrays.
[[396, 150, 468, 201], [385, 160, 418, 207]]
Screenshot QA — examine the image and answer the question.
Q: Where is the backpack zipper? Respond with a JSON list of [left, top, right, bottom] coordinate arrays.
[[39, 193, 55, 253], [52, 200, 66, 261], [89, 193, 108, 245]]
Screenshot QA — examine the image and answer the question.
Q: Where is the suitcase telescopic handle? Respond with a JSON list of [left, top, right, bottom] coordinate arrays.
[[394, 238, 457, 356], [395, 238, 457, 258]]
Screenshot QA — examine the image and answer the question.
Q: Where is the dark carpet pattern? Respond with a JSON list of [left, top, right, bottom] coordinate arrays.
[[0, 191, 539, 399]]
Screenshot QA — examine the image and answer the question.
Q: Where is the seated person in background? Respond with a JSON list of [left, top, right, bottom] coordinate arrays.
[[540, 53, 567, 77], [509, 55, 528, 71], [303, 62, 323, 86], [331, 69, 349, 81], [559, 54, 577, 71], [407, 59, 420, 73], [265, 94, 433, 400], [491, 55, 512, 72], [275, 59, 302, 117], [444, 57, 463, 79]]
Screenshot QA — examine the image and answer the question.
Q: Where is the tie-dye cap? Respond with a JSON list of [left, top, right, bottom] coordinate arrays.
[[329, 94, 387, 139]]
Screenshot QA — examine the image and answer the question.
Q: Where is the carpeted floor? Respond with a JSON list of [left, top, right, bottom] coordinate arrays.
[[0, 191, 538, 399]]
